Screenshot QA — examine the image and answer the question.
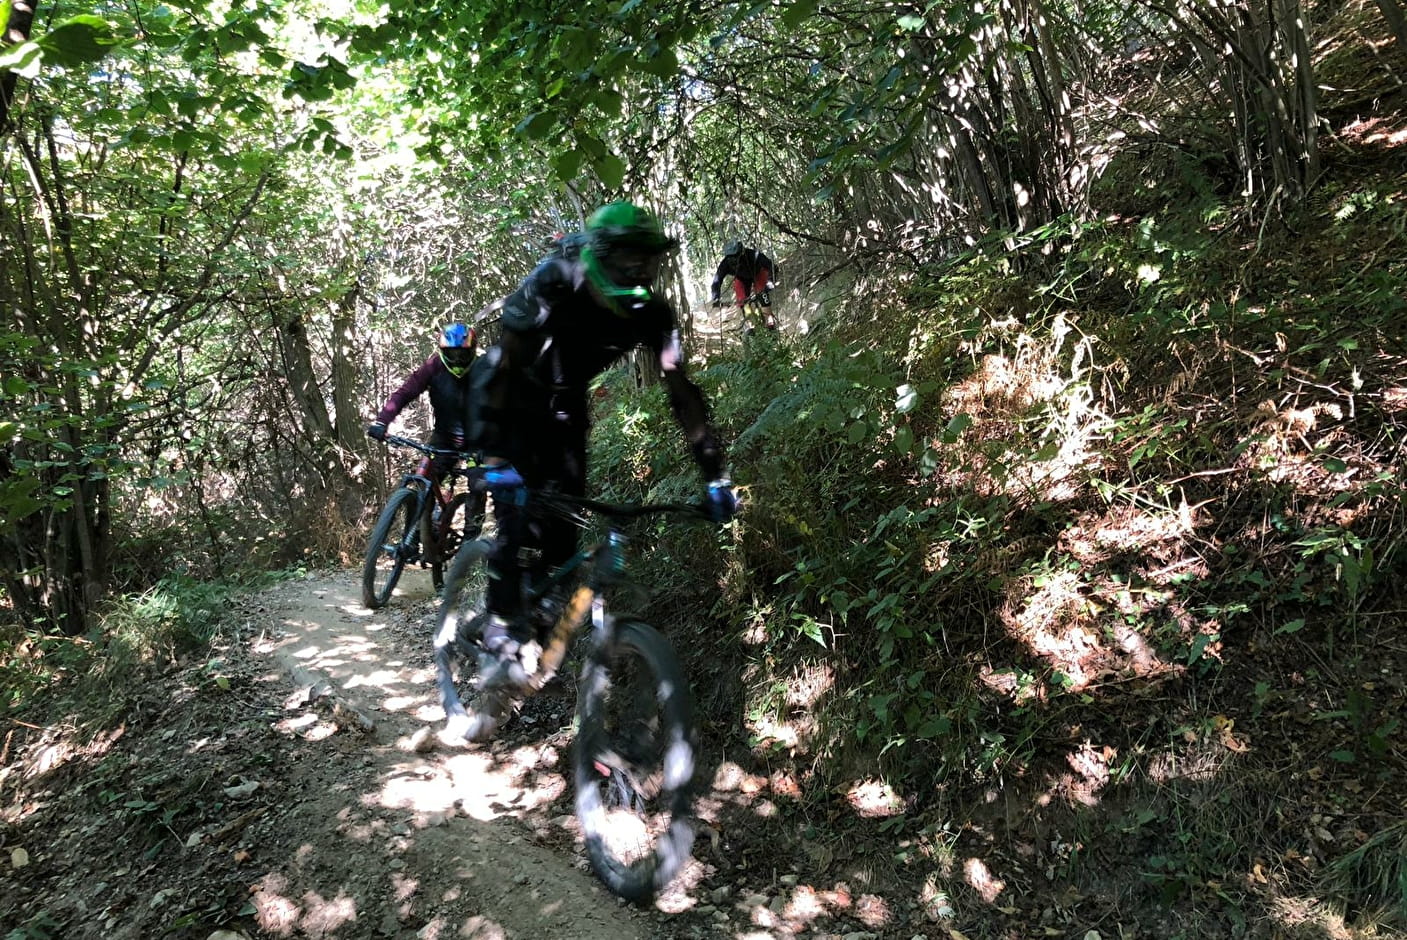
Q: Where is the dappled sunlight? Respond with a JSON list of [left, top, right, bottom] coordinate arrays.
[[962, 856, 1006, 903], [846, 778, 904, 818], [1148, 727, 1243, 783], [1040, 741, 1118, 808], [1338, 113, 1407, 149], [1267, 894, 1354, 939], [1061, 498, 1203, 564], [938, 316, 1109, 503], [0, 721, 126, 821], [369, 761, 460, 815], [998, 570, 1192, 691], [251, 871, 360, 937], [715, 880, 898, 937]]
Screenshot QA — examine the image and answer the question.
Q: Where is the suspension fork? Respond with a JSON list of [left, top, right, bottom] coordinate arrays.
[[397, 474, 434, 550], [531, 530, 626, 687]]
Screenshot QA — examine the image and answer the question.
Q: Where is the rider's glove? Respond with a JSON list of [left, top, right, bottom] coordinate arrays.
[[706, 478, 739, 524], [366, 421, 387, 441], [483, 463, 524, 488]]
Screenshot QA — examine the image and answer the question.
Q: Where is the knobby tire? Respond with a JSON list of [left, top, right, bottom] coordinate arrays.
[[574, 618, 697, 902], [361, 486, 422, 609]]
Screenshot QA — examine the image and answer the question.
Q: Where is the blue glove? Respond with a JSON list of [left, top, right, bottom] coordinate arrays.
[[482, 463, 525, 503], [706, 478, 738, 524], [483, 463, 524, 487]]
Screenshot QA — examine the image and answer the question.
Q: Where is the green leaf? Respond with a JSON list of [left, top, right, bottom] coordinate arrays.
[[1329, 750, 1356, 763], [895, 383, 919, 414], [940, 412, 972, 443], [1274, 618, 1306, 635], [593, 87, 623, 117], [897, 14, 925, 30], [35, 15, 119, 68], [1322, 457, 1348, 473], [894, 425, 914, 456], [781, 0, 820, 29], [639, 45, 678, 79], [515, 110, 556, 140], [1187, 633, 1216, 664], [595, 152, 625, 189], [0, 41, 43, 78], [919, 447, 940, 475], [553, 148, 584, 180]]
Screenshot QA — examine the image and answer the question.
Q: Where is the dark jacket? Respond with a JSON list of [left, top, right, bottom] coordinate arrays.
[[709, 247, 774, 302], [474, 255, 725, 480], [375, 353, 484, 442]]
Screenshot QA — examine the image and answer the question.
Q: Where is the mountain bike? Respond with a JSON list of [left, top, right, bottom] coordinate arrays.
[[718, 290, 778, 336], [361, 435, 486, 609], [432, 489, 707, 901]]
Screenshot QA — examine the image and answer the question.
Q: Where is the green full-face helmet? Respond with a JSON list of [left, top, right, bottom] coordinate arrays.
[[580, 201, 678, 314]]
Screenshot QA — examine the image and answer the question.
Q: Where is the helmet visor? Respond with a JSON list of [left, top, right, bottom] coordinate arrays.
[[604, 246, 664, 288], [440, 346, 475, 370]]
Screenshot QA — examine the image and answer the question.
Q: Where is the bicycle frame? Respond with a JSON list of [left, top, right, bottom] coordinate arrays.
[[382, 434, 479, 559], [517, 524, 632, 690], [436, 493, 704, 703]]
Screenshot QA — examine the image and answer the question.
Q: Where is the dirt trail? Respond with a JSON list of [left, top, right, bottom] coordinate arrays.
[[7, 566, 926, 940], [247, 569, 657, 940]]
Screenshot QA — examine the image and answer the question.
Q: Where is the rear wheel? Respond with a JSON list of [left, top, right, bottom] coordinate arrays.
[[430, 491, 488, 593], [361, 486, 423, 609], [574, 618, 697, 902]]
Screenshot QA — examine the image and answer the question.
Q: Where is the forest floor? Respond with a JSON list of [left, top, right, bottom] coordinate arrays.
[[9, 561, 1405, 940], [5, 567, 982, 940]]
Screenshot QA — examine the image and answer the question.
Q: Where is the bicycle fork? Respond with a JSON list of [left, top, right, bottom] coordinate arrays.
[[530, 584, 595, 691]]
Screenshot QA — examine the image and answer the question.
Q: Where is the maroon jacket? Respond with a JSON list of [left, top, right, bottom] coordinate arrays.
[[375, 353, 481, 441]]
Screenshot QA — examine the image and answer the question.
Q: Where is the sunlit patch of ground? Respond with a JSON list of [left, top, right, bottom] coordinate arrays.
[[937, 316, 1109, 503], [1338, 113, 1407, 150]]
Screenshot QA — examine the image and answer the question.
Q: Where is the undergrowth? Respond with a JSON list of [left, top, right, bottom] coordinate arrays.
[[588, 130, 1407, 934]]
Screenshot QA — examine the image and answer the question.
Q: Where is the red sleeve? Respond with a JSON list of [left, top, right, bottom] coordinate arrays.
[[374, 355, 439, 425]]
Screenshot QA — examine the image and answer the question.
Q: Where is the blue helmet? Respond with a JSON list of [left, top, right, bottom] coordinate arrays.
[[438, 323, 476, 376]]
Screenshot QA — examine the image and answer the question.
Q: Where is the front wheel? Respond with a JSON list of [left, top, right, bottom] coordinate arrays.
[[430, 490, 488, 593], [361, 486, 423, 609], [574, 619, 697, 902]]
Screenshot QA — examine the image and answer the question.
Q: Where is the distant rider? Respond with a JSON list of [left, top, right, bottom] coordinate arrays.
[[709, 240, 776, 330], [366, 323, 482, 482]]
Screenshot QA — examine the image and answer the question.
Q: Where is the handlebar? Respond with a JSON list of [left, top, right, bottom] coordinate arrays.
[[465, 476, 710, 523], [381, 434, 481, 463], [543, 493, 711, 523]]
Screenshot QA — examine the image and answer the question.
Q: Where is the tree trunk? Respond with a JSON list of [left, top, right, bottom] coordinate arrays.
[[0, 0, 36, 131], [1376, 0, 1407, 50]]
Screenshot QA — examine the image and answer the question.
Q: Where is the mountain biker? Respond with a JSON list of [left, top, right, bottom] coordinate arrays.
[[473, 201, 738, 673], [366, 323, 483, 483], [709, 240, 776, 330]]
